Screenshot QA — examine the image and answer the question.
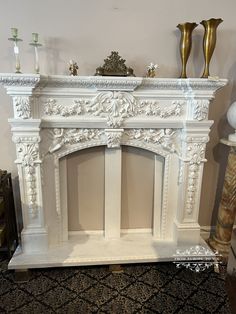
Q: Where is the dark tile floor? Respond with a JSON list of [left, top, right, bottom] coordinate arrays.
[[0, 254, 232, 313]]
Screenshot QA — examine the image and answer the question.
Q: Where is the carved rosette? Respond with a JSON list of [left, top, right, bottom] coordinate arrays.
[[183, 136, 209, 215], [13, 96, 31, 119], [105, 129, 124, 148], [193, 100, 209, 121], [13, 136, 41, 218]]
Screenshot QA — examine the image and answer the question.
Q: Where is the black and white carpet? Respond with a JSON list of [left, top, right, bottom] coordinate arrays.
[[0, 254, 231, 313]]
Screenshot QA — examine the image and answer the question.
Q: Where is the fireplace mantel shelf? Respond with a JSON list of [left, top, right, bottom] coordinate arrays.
[[0, 73, 227, 269]]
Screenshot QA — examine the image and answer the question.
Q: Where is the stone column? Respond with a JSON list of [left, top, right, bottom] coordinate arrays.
[[208, 139, 236, 257]]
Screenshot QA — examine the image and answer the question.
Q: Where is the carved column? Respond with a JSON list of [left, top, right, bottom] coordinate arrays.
[[208, 140, 236, 257], [2, 76, 49, 253]]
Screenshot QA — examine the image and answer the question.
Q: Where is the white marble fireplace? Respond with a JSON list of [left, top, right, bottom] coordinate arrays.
[[0, 74, 227, 269]]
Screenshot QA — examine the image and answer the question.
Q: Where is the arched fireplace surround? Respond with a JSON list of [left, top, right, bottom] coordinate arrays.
[[0, 74, 227, 269]]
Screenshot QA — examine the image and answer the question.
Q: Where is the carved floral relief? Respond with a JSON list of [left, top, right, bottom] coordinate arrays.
[[44, 93, 184, 127]]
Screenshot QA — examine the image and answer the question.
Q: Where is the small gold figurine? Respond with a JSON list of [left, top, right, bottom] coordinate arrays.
[[146, 63, 159, 78], [69, 60, 79, 76]]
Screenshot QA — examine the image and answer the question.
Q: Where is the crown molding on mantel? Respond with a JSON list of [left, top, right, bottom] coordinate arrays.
[[0, 73, 227, 93]]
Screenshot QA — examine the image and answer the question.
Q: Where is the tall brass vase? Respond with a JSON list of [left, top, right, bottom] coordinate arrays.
[[177, 22, 198, 78], [201, 18, 223, 78]]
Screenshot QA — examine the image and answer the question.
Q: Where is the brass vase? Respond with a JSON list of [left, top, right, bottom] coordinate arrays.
[[201, 18, 223, 78], [177, 22, 198, 78]]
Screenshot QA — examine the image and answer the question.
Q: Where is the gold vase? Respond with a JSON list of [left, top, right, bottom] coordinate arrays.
[[177, 22, 198, 78], [201, 18, 223, 78]]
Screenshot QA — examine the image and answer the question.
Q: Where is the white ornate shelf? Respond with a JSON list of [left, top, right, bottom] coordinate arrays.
[[0, 73, 227, 270]]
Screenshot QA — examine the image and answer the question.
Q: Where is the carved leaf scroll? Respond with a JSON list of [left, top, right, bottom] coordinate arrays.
[[13, 96, 31, 119]]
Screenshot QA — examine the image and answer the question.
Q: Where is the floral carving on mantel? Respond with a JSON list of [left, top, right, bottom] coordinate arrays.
[[105, 129, 124, 148], [48, 128, 103, 153], [13, 96, 31, 119], [14, 137, 40, 218], [140, 100, 183, 117], [126, 128, 179, 154], [192, 100, 209, 121], [43, 95, 184, 126], [44, 99, 86, 117]]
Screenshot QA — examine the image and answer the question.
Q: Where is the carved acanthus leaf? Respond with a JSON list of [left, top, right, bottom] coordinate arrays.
[[193, 100, 209, 121], [87, 91, 137, 127], [13, 96, 31, 119], [16, 142, 40, 218], [105, 129, 124, 148], [187, 143, 207, 165]]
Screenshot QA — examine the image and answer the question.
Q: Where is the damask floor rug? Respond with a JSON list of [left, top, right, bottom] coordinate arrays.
[[0, 254, 231, 313]]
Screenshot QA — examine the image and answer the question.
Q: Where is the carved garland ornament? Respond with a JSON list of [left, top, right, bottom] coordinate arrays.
[[14, 137, 40, 218], [44, 93, 184, 127], [126, 128, 179, 154], [49, 128, 103, 153], [48, 127, 180, 155], [140, 100, 182, 118]]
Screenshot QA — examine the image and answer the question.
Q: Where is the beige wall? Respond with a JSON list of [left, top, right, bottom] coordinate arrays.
[[0, 0, 236, 228]]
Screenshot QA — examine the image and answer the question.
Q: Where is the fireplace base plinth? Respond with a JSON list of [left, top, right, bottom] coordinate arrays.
[[8, 233, 208, 270]]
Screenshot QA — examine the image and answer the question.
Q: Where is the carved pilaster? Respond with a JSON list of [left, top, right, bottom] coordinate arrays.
[[13, 135, 41, 219], [181, 135, 209, 217]]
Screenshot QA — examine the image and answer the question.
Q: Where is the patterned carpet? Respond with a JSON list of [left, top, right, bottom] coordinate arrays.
[[0, 254, 231, 313]]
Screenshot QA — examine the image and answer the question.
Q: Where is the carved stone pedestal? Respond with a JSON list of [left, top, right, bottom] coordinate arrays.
[[208, 139, 236, 257]]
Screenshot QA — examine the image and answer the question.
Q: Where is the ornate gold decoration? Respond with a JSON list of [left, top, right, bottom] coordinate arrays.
[[95, 51, 135, 76], [201, 18, 223, 78], [177, 22, 198, 78]]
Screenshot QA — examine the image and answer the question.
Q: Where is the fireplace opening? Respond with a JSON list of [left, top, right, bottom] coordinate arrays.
[[63, 145, 164, 236]]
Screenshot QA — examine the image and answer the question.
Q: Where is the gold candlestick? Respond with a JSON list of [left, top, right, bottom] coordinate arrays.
[[201, 18, 223, 78], [177, 22, 198, 78]]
